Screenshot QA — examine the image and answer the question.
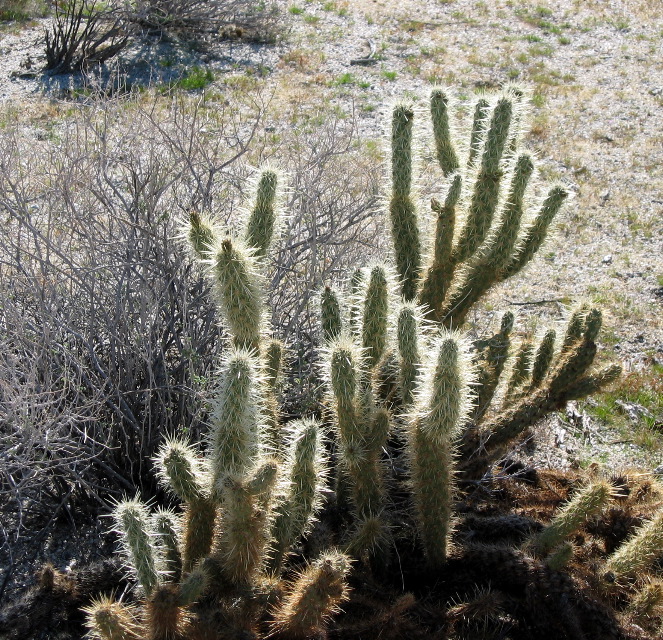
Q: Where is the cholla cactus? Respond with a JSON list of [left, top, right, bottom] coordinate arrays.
[[86, 90, 623, 640]]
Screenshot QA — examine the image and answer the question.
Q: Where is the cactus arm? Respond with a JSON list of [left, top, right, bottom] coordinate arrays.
[[418, 175, 461, 320], [321, 285, 343, 343], [271, 551, 351, 639], [467, 97, 490, 168], [187, 210, 216, 259], [389, 104, 422, 301], [211, 238, 263, 352], [531, 481, 613, 557], [244, 169, 279, 260], [502, 185, 568, 279], [114, 500, 160, 597], [409, 334, 474, 566], [604, 509, 663, 580], [361, 265, 390, 370], [396, 303, 422, 406], [211, 348, 262, 488], [152, 509, 182, 584], [452, 95, 513, 265], [440, 153, 533, 327], [269, 419, 326, 573], [430, 88, 459, 176]]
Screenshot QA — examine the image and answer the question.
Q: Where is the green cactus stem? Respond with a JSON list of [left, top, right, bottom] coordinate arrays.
[[627, 580, 663, 623], [361, 265, 390, 370], [211, 348, 262, 489], [503, 339, 534, 407], [177, 564, 209, 607], [152, 509, 182, 583], [472, 311, 513, 423], [215, 461, 277, 585], [531, 480, 613, 557], [114, 499, 160, 598], [396, 303, 422, 406], [146, 584, 184, 640], [187, 210, 216, 259], [430, 88, 459, 176], [390, 103, 422, 302], [269, 418, 326, 573], [603, 508, 663, 581], [409, 333, 474, 566], [530, 329, 556, 389], [211, 237, 263, 351], [502, 185, 568, 279], [440, 153, 534, 326], [264, 338, 285, 455], [544, 541, 575, 571], [271, 551, 351, 639], [244, 169, 279, 260], [452, 95, 513, 266], [418, 174, 461, 321], [83, 596, 141, 640], [154, 439, 216, 572], [321, 285, 343, 343], [467, 97, 490, 167]]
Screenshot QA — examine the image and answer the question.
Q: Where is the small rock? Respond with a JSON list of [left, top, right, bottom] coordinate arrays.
[[614, 400, 652, 422]]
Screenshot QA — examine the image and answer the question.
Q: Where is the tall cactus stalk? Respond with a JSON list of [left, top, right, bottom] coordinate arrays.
[[408, 333, 474, 566]]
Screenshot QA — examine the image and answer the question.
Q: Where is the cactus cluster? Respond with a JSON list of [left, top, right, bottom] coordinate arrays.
[[84, 88, 663, 640]]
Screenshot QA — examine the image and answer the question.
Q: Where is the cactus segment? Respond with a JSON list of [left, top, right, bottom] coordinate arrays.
[[452, 95, 513, 265], [271, 551, 351, 639], [211, 348, 262, 488], [152, 509, 182, 583], [604, 509, 663, 580], [83, 596, 141, 640], [146, 583, 183, 640], [530, 329, 556, 388], [430, 88, 459, 176], [361, 265, 390, 370], [544, 541, 575, 571], [472, 311, 513, 422], [467, 97, 490, 167], [418, 174, 461, 320], [390, 103, 422, 301], [211, 237, 263, 351], [187, 210, 216, 259], [627, 580, 663, 623], [270, 419, 326, 573], [264, 338, 285, 455], [503, 339, 534, 407], [503, 185, 568, 279], [114, 499, 160, 597], [155, 439, 207, 504], [181, 498, 216, 573], [177, 563, 209, 607], [409, 334, 474, 566], [245, 169, 279, 260], [532, 480, 613, 557], [215, 463, 277, 585], [396, 303, 422, 406], [321, 285, 343, 343]]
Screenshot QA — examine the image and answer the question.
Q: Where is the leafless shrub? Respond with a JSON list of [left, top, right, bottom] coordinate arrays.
[[264, 113, 385, 412], [44, 0, 130, 74], [126, 0, 283, 42]]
